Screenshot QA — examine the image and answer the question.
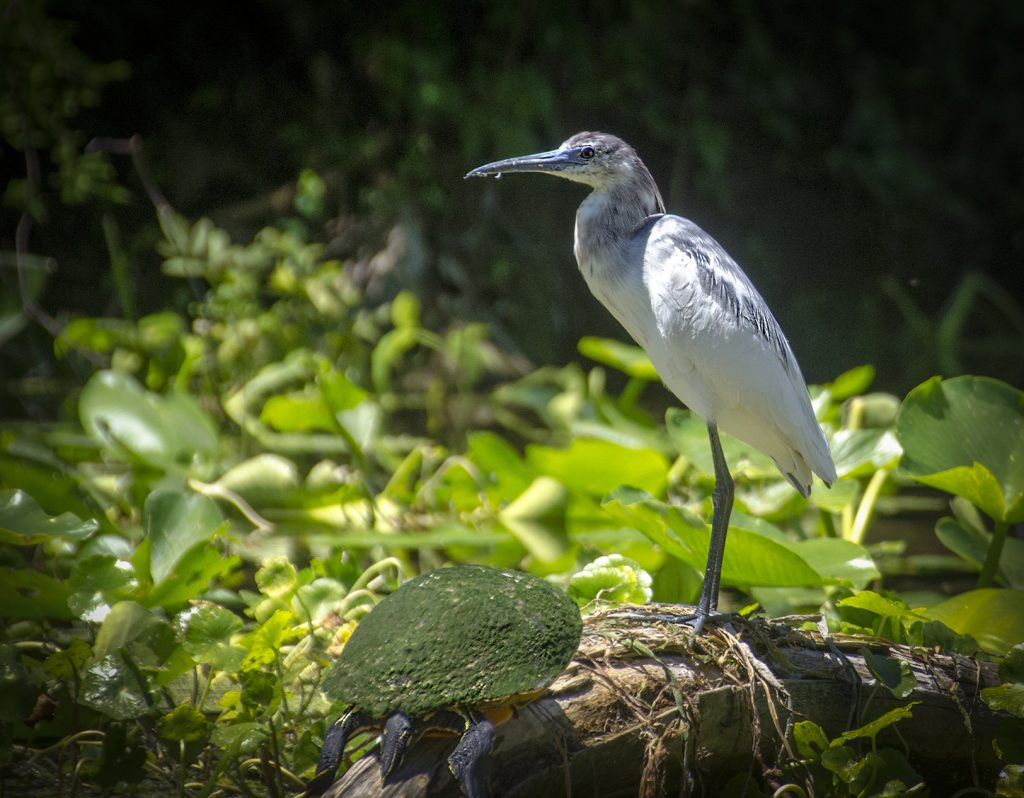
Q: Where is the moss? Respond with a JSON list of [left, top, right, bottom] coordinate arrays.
[[321, 566, 582, 718]]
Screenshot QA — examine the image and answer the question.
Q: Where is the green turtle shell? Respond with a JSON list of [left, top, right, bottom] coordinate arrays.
[[321, 565, 582, 718]]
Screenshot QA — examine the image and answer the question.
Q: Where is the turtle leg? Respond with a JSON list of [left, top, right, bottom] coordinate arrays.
[[446, 710, 494, 798], [380, 710, 423, 781], [305, 706, 375, 797]]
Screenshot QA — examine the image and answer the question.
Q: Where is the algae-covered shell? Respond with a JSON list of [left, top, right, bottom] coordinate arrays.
[[321, 565, 582, 718]]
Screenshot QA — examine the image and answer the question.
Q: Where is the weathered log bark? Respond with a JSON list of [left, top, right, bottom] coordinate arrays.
[[321, 607, 1007, 797]]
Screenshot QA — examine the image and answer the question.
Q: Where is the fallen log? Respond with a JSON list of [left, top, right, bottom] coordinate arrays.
[[321, 606, 1007, 797]]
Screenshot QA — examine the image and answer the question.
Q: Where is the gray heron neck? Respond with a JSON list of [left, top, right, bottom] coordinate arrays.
[[574, 178, 664, 271]]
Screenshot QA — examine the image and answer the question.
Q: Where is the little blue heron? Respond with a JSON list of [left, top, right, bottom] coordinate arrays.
[[467, 132, 836, 631]]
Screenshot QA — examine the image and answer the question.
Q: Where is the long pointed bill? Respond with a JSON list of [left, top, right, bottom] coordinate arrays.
[[465, 147, 585, 179]]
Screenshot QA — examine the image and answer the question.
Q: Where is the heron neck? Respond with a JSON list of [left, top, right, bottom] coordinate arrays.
[[574, 178, 664, 272]]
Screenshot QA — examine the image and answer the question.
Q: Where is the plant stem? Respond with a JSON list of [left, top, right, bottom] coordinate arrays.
[[977, 521, 1009, 588], [848, 468, 890, 545]]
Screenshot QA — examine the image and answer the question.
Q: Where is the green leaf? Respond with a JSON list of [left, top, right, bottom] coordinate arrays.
[[0, 489, 98, 545], [390, 290, 421, 329], [861, 648, 916, 699], [260, 391, 336, 433], [255, 557, 299, 599], [896, 376, 1024, 523], [215, 453, 301, 505], [157, 704, 213, 743], [79, 370, 217, 470], [835, 703, 918, 744], [578, 336, 659, 380], [829, 429, 901, 479], [829, 365, 876, 401], [183, 606, 246, 671], [68, 556, 138, 622], [603, 489, 825, 588], [0, 567, 72, 620], [789, 538, 880, 589], [79, 653, 151, 720], [144, 489, 224, 583], [569, 554, 653, 605], [93, 602, 162, 660], [144, 543, 239, 609], [935, 516, 1024, 588], [498, 476, 569, 562], [240, 610, 297, 670], [983, 683, 1024, 720], [527, 438, 668, 497], [665, 410, 779, 481], [792, 720, 830, 759], [997, 764, 1024, 798], [43, 638, 93, 680], [926, 588, 1024, 655], [1002, 644, 1024, 683]]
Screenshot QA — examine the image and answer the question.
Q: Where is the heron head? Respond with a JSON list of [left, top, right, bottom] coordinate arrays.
[[466, 131, 642, 189]]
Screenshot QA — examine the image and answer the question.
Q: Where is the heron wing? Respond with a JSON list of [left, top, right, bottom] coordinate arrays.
[[636, 214, 836, 490]]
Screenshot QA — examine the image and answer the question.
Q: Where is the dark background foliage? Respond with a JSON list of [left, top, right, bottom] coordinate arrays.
[[3, 0, 1023, 418]]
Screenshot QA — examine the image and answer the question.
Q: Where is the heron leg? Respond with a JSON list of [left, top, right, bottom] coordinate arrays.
[[447, 710, 494, 798], [694, 422, 734, 632], [305, 706, 375, 797]]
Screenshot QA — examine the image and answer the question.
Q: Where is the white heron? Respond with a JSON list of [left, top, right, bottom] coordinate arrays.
[[467, 131, 836, 631]]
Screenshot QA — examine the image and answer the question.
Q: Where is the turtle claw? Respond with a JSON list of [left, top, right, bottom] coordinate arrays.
[[448, 716, 494, 798]]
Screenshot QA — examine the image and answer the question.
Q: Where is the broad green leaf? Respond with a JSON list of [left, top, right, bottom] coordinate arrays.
[[603, 489, 824, 588], [569, 554, 652, 605], [318, 363, 369, 412], [93, 601, 162, 660], [790, 538, 880, 589], [829, 365, 876, 401], [577, 336, 659, 380], [79, 370, 217, 470], [157, 704, 212, 742], [68, 555, 138, 622], [240, 610, 297, 670], [144, 543, 239, 609], [935, 516, 1024, 589], [665, 410, 779, 481], [499, 476, 569, 562], [0, 489, 98, 545], [861, 648, 916, 699], [390, 290, 421, 329], [43, 638, 92, 680], [216, 453, 300, 505], [838, 591, 926, 621], [896, 376, 1024, 523], [144, 489, 224, 583], [1002, 644, 1024, 683], [829, 429, 901, 479], [982, 683, 1024, 720], [792, 720, 829, 758], [0, 567, 72, 620], [183, 606, 246, 671], [293, 578, 350, 624], [926, 588, 1024, 655], [467, 432, 534, 501], [260, 391, 336, 433], [79, 653, 151, 720], [527, 438, 668, 497]]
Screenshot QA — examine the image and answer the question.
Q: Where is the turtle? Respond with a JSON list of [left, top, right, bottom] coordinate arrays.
[[305, 564, 582, 798]]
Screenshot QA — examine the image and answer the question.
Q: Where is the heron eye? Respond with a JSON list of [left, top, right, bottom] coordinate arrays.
[[579, 146, 596, 160]]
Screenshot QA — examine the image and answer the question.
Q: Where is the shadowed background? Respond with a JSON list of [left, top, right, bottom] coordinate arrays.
[[3, 1, 1023, 416]]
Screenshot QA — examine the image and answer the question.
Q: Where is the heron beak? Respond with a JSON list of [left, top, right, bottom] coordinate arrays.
[[465, 147, 582, 179]]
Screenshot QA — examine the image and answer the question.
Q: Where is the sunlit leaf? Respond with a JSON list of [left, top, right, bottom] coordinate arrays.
[[578, 336, 659, 380], [260, 391, 336, 433], [157, 704, 212, 742], [835, 703, 918, 743], [68, 556, 138, 622], [144, 489, 224, 583], [829, 428, 902, 479], [498, 476, 569, 562], [926, 588, 1024, 655], [829, 365, 876, 401], [603, 488, 825, 588], [569, 554, 652, 605], [183, 606, 245, 671], [935, 516, 1024, 589], [0, 489, 98, 545], [861, 648, 916, 699], [982, 683, 1024, 720], [527, 438, 668, 497], [896, 376, 1024, 523], [93, 601, 163, 660], [216, 453, 301, 505]]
